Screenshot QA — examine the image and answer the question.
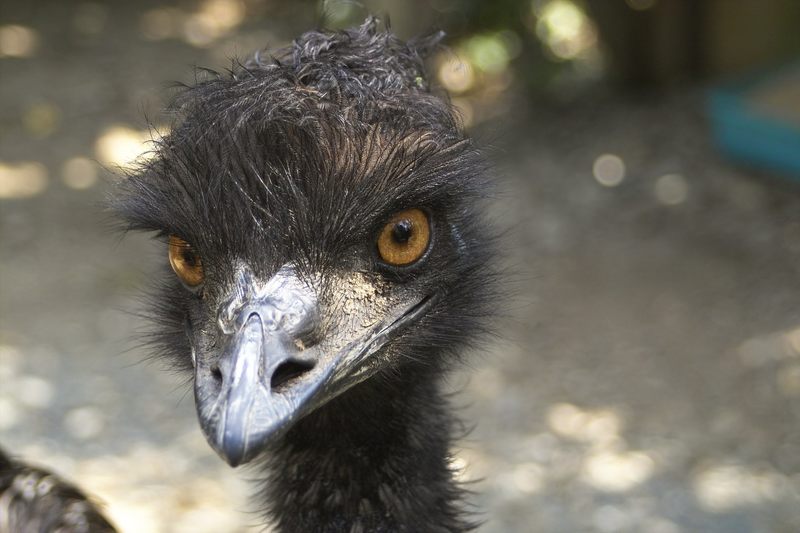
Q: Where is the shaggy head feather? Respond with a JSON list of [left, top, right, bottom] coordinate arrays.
[[113, 17, 495, 377]]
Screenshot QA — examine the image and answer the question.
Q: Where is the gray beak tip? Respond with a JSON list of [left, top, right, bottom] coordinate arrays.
[[218, 436, 249, 467]]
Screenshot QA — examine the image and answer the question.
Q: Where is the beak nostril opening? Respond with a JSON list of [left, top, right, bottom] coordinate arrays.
[[211, 365, 222, 382], [271, 360, 315, 392]]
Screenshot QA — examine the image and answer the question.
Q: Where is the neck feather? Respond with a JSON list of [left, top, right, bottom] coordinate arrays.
[[257, 366, 474, 533]]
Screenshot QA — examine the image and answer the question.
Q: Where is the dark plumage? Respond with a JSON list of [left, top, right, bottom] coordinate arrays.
[[100, 17, 495, 532], [0, 447, 116, 533]]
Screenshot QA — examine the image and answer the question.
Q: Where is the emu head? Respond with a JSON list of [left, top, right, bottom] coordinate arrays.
[[112, 19, 493, 467]]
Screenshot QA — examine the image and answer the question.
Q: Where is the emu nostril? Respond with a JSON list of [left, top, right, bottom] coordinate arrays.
[[211, 365, 222, 382], [271, 360, 315, 391]]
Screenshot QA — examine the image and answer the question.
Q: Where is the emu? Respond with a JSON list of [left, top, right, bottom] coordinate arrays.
[[1, 18, 496, 532]]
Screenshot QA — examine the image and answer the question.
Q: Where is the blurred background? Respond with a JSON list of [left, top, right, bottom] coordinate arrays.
[[2, 0, 800, 531]]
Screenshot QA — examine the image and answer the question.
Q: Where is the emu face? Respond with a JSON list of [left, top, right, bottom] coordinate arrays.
[[189, 226, 439, 466], [113, 21, 491, 467]]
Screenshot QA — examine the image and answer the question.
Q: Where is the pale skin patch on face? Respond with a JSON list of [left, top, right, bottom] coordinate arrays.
[[315, 270, 405, 386], [325, 271, 394, 332]]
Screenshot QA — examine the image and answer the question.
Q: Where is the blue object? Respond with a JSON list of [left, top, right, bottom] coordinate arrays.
[[709, 64, 800, 178]]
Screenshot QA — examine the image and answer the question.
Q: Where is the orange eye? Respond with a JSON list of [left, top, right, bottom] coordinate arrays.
[[377, 208, 431, 266], [168, 235, 204, 287]]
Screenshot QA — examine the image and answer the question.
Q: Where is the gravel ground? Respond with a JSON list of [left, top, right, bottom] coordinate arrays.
[[2, 2, 800, 532]]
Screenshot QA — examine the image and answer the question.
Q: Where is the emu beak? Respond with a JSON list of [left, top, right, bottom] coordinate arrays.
[[193, 264, 437, 467], [194, 266, 324, 467]]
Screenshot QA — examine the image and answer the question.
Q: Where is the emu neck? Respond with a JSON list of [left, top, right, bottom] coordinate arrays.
[[260, 368, 471, 533]]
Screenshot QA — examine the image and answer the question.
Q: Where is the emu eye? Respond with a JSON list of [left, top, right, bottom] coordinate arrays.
[[377, 208, 431, 267], [168, 235, 204, 287]]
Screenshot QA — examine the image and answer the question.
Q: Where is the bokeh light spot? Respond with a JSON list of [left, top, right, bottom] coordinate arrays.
[[199, 0, 246, 30], [547, 403, 623, 444], [512, 462, 544, 494], [693, 463, 784, 511], [582, 450, 655, 492], [0, 25, 39, 58], [534, 0, 597, 60], [64, 406, 105, 440], [182, 0, 246, 47], [592, 154, 626, 187], [654, 173, 689, 205], [15, 375, 55, 409], [184, 15, 219, 47], [62, 157, 99, 190], [464, 33, 514, 74], [94, 126, 158, 168], [437, 57, 475, 94], [0, 161, 48, 199]]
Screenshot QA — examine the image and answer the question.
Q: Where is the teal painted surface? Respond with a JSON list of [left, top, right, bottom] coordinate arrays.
[[709, 64, 800, 179]]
